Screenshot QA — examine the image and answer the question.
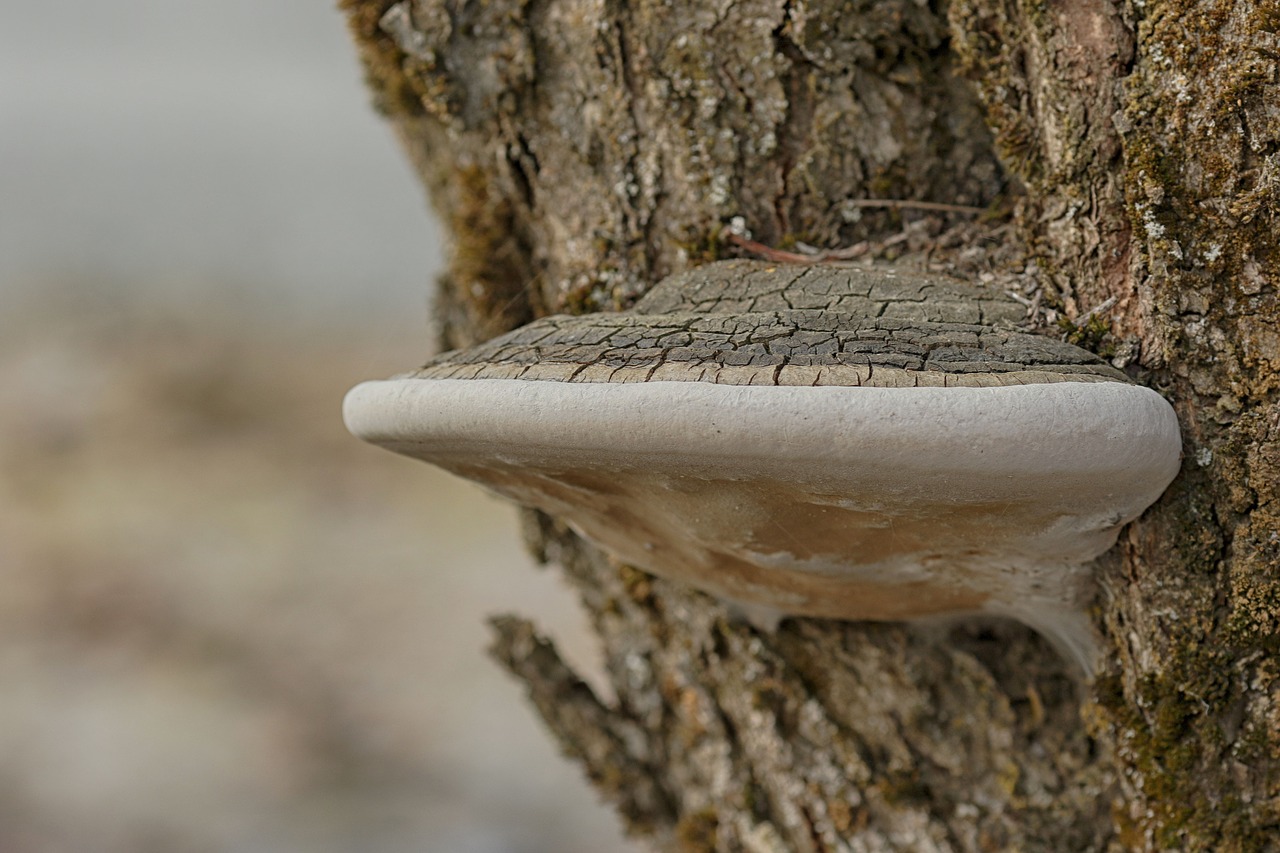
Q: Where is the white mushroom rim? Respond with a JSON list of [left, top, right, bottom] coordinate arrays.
[[345, 377, 1182, 673]]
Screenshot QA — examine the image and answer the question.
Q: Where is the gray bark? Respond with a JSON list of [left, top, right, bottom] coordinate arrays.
[[341, 0, 1280, 848]]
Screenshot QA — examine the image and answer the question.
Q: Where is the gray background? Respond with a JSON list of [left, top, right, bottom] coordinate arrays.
[[0, 2, 631, 851]]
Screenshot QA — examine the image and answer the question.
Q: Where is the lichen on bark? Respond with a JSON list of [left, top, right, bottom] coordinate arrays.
[[952, 0, 1280, 846]]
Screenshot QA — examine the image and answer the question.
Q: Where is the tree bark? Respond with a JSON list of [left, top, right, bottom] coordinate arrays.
[[341, 0, 1280, 849]]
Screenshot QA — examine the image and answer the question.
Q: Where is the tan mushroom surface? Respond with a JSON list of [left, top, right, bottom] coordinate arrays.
[[346, 261, 1182, 671]]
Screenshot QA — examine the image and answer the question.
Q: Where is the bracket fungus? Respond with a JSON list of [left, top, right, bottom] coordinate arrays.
[[345, 260, 1181, 673]]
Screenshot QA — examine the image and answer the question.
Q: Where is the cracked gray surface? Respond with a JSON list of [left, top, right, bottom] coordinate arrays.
[[412, 261, 1128, 388]]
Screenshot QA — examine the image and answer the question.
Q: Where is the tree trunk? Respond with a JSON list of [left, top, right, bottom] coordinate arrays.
[[341, 0, 1280, 849]]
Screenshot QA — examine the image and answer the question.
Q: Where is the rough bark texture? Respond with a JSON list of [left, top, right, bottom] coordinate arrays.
[[341, 0, 1279, 849], [950, 0, 1280, 846]]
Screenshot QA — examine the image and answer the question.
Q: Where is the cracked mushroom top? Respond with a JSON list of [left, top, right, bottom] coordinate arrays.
[[346, 260, 1181, 672], [409, 259, 1129, 388]]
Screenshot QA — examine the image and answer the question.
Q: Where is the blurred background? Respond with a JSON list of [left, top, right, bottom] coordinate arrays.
[[0, 2, 633, 850]]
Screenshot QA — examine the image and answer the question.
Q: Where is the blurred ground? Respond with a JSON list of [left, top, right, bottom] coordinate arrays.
[[0, 288, 635, 853]]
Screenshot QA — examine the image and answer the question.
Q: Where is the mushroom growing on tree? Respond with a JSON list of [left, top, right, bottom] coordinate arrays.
[[345, 260, 1181, 673]]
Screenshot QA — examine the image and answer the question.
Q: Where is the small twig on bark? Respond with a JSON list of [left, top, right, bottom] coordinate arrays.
[[720, 232, 817, 263], [844, 198, 986, 215], [1074, 295, 1118, 324], [723, 230, 909, 264], [803, 239, 873, 260]]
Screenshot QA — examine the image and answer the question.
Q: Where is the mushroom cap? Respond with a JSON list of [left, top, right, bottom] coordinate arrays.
[[345, 262, 1182, 665]]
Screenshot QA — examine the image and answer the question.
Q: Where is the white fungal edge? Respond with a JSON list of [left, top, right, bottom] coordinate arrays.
[[345, 377, 1182, 673], [346, 378, 1180, 493]]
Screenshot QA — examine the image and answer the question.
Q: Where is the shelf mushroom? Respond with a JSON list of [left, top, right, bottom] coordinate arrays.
[[345, 260, 1182, 673]]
